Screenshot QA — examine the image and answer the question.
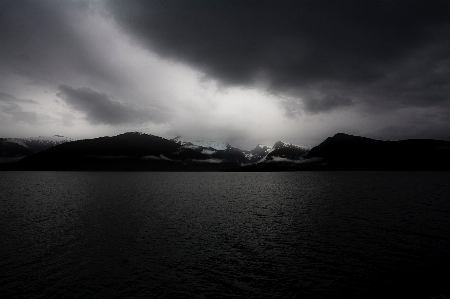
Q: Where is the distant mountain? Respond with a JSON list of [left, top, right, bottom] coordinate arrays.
[[304, 133, 450, 170], [0, 135, 71, 164], [266, 141, 309, 161], [171, 136, 250, 165], [2, 132, 449, 171], [242, 144, 272, 164], [239, 141, 313, 171], [171, 136, 229, 150], [2, 132, 244, 171], [0, 138, 35, 164]]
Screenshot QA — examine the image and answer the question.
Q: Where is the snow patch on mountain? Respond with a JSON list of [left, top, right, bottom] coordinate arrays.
[[8, 135, 73, 143], [29, 135, 72, 141], [5, 135, 73, 153], [171, 136, 228, 150], [272, 141, 306, 150], [253, 141, 309, 163], [194, 140, 228, 150]]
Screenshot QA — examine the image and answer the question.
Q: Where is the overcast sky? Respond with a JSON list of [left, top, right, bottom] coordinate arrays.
[[1, 0, 449, 149]]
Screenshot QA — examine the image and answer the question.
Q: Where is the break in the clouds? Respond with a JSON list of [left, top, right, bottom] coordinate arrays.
[[1, 0, 450, 146]]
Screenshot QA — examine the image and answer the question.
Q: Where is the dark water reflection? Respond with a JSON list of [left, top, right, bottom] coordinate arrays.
[[1, 172, 450, 298]]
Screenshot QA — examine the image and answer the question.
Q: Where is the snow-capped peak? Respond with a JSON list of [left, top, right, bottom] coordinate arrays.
[[171, 136, 228, 150], [4, 135, 73, 152], [22, 135, 73, 142], [272, 141, 305, 150], [192, 140, 228, 150]]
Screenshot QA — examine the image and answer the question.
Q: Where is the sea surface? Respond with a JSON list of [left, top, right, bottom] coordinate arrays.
[[1, 171, 450, 298]]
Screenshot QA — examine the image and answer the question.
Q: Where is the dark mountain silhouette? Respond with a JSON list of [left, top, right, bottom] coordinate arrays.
[[17, 137, 71, 152], [250, 144, 271, 157], [304, 133, 450, 170], [238, 141, 312, 171], [210, 145, 248, 165], [1, 132, 449, 171], [0, 136, 71, 163], [266, 141, 309, 160], [2, 132, 241, 171], [0, 138, 35, 163]]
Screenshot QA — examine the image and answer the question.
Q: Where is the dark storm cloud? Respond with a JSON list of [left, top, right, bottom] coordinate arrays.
[[0, 0, 117, 85], [0, 91, 40, 124], [108, 0, 450, 114], [303, 95, 354, 114], [57, 85, 169, 125]]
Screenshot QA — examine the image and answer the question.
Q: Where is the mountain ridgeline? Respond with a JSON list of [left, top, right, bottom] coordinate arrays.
[[304, 133, 450, 170], [1, 132, 449, 171], [0, 135, 71, 164]]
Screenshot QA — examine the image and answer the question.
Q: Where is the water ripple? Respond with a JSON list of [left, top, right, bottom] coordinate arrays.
[[1, 171, 450, 298]]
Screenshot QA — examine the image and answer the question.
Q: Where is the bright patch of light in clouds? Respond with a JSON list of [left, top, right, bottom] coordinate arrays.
[[0, 6, 293, 147]]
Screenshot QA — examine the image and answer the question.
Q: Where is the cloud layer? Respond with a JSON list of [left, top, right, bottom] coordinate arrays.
[[57, 85, 169, 125], [0, 91, 40, 125], [1, 0, 449, 146], [109, 0, 450, 114]]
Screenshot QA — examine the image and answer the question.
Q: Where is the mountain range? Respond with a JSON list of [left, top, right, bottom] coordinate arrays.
[[0, 135, 72, 164], [1, 132, 449, 171]]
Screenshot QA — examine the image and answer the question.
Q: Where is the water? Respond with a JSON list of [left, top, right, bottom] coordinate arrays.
[[1, 171, 449, 298]]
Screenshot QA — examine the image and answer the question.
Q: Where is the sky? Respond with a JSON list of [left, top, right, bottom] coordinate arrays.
[[1, 0, 449, 149]]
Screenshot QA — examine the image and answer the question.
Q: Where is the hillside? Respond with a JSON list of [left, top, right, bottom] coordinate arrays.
[[2, 132, 449, 171], [305, 133, 450, 170]]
